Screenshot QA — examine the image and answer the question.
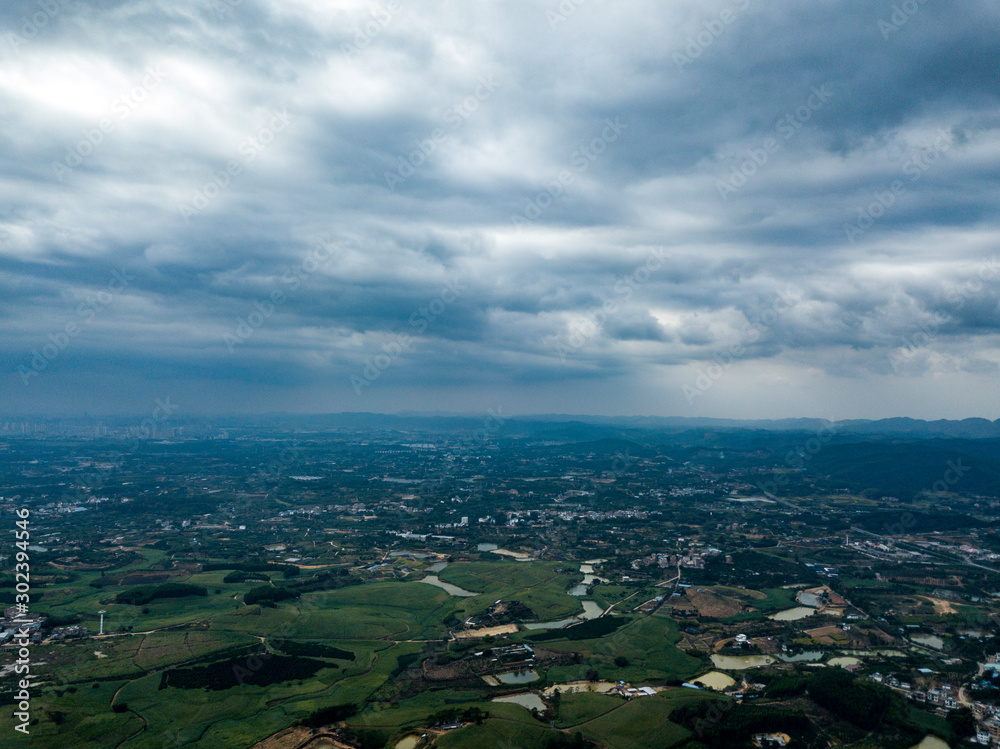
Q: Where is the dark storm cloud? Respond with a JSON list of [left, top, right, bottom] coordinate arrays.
[[1, 0, 998, 417]]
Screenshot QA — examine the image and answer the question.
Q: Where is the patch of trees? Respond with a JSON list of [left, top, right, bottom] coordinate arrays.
[[243, 586, 299, 607], [298, 703, 357, 728], [223, 571, 271, 583], [161, 654, 329, 690], [743, 670, 931, 747], [526, 616, 628, 642], [970, 671, 1000, 705], [854, 510, 996, 534], [201, 561, 300, 579], [286, 570, 360, 594], [546, 732, 595, 748], [694, 550, 815, 586], [343, 729, 390, 749], [947, 707, 976, 738], [671, 701, 810, 747], [115, 583, 207, 605], [428, 706, 487, 726], [391, 652, 421, 678], [40, 612, 82, 632], [275, 640, 355, 661], [764, 674, 810, 698], [807, 669, 893, 730]]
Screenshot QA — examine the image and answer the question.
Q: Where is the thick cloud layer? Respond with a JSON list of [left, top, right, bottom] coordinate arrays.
[[1, 0, 998, 418]]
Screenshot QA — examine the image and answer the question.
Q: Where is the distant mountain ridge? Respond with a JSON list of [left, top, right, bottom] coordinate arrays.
[[513, 415, 1000, 439], [7, 412, 1000, 440], [248, 413, 1000, 440]]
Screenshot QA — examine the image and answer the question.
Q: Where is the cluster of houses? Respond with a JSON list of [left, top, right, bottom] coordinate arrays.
[[609, 681, 657, 698], [871, 673, 961, 708], [1, 606, 91, 645], [871, 666, 1000, 747], [48, 624, 91, 641], [752, 734, 789, 748], [0, 606, 44, 644], [480, 643, 535, 670], [631, 548, 721, 571]]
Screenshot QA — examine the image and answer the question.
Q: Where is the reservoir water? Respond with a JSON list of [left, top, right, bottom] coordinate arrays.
[[911, 634, 944, 650], [497, 670, 540, 684], [777, 651, 823, 663], [493, 693, 546, 712], [769, 606, 815, 621], [524, 600, 604, 629], [692, 672, 736, 690], [710, 654, 776, 669], [419, 574, 478, 597]]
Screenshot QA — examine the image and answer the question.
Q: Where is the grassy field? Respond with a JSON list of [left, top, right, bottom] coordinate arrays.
[[437, 561, 584, 620], [210, 581, 455, 641], [0, 553, 708, 748], [554, 691, 622, 727], [907, 704, 955, 742], [575, 690, 720, 749], [347, 688, 486, 731], [0, 560, 448, 748], [542, 614, 702, 685], [35, 629, 260, 685], [433, 704, 567, 749], [588, 584, 638, 609]]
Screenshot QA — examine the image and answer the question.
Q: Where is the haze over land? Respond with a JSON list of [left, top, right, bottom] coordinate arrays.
[[2, 414, 1000, 748]]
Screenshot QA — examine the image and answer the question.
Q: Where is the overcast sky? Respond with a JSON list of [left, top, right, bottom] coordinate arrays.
[[2, 0, 999, 420]]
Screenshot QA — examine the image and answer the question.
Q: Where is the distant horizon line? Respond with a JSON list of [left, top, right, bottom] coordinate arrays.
[[2, 411, 998, 423]]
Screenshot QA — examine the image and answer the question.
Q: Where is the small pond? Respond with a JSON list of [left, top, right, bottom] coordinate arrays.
[[710, 654, 776, 669], [493, 693, 546, 712], [769, 607, 815, 621], [419, 575, 477, 597], [497, 670, 540, 685]]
